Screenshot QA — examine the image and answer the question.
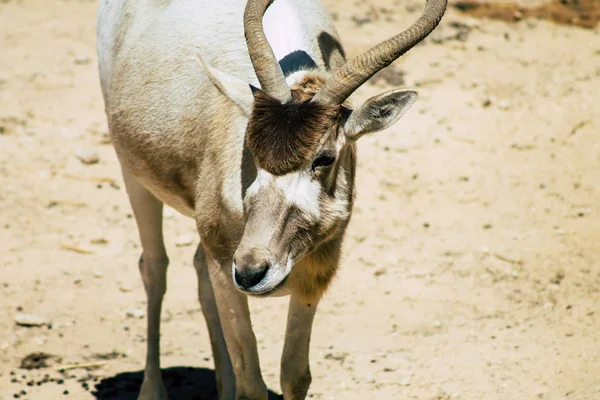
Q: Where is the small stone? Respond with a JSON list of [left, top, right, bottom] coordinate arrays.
[[33, 336, 46, 345], [74, 56, 91, 65], [15, 313, 48, 327], [498, 100, 511, 110], [399, 377, 411, 386], [324, 352, 349, 363], [99, 133, 111, 144], [175, 233, 195, 247], [513, 10, 523, 21], [118, 283, 133, 293], [90, 238, 108, 245], [75, 149, 100, 165], [125, 308, 145, 319]]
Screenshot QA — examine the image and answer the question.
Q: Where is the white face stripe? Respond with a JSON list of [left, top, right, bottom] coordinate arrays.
[[276, 171, 321, 220], [246, 169, 322, 221]]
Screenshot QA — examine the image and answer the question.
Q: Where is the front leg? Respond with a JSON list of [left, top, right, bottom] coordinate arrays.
[[121, 166, 169, 400], [206, 250, 268, 400], [280, 294, 319, 400], [193, 245, 235, 399]]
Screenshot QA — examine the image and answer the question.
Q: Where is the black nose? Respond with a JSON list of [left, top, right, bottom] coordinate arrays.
[[234, 262, 269, 290]]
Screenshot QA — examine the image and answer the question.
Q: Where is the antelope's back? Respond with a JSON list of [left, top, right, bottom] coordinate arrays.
[[97, 0, 341, 110]]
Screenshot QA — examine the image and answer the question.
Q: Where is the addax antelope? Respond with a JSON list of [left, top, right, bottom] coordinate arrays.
[[97, 0, 447, 398]]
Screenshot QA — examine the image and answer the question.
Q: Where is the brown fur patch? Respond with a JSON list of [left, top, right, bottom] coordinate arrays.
[[246, 76, 340, 176], [288, 236, 343, 302], [290, 75, 326, 102]]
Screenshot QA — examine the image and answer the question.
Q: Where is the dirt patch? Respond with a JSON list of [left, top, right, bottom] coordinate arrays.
[[0, 116, 27, 135], [20, 352, 57, 370], [453, 0, 600, 29]]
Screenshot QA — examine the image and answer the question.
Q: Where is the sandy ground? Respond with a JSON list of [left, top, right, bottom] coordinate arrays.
[[1, 0, 599, 399]]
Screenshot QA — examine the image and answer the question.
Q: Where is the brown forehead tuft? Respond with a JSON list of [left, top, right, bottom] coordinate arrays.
[[246, 86, 340, 176], [290, 75, 326, 102]]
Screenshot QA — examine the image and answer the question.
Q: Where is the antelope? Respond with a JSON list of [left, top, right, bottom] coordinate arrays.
[[97, 0, 446, 399]]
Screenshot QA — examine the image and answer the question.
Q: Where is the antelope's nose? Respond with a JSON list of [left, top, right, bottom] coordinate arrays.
[[233, 250, 271, 290]]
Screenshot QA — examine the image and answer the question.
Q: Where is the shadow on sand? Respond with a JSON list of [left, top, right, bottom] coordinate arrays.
[[91, 367, 282, 400]]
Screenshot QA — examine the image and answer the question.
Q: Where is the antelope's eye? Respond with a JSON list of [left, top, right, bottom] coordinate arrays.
[[311, 153, 335, 170]]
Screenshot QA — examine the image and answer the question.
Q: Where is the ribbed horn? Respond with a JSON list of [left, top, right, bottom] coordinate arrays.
[[244, 0, 291, 102], [313, 0, 447, 105]]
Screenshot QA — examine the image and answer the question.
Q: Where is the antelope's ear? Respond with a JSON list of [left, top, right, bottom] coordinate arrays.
[[195, 54, 254, 116], [344, 89, 417, 141]]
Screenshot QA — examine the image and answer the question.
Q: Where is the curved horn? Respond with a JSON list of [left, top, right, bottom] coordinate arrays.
[[313, 0, 447, 105], [244, 0, 291, 102]]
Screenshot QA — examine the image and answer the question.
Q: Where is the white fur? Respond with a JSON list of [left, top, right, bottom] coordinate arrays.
[[246, 169, 321, 221], [275, 172, 321, 221], [98, 0, 336, 93], [285, 70, 313, 86], [264, 0, 312, 61], [330, 166, 350, 220]]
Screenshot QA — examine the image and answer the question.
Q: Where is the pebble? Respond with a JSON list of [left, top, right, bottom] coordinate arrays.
[[118, 283, 134, 293], [75, 149, 100, 165], [15, 313, 48, 327], [498, 100, 511, 110], [33, 336, 46, 345], [513, 10, 523, 21], [125, 308, 145, 319], [99, 133, 111, 144], [74, 56, 91, 65], [175, 233, 195, 247]]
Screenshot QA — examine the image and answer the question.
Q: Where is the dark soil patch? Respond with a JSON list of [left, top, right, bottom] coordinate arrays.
[[453, 0, 600, 30], [20, 352, 57, 370]]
